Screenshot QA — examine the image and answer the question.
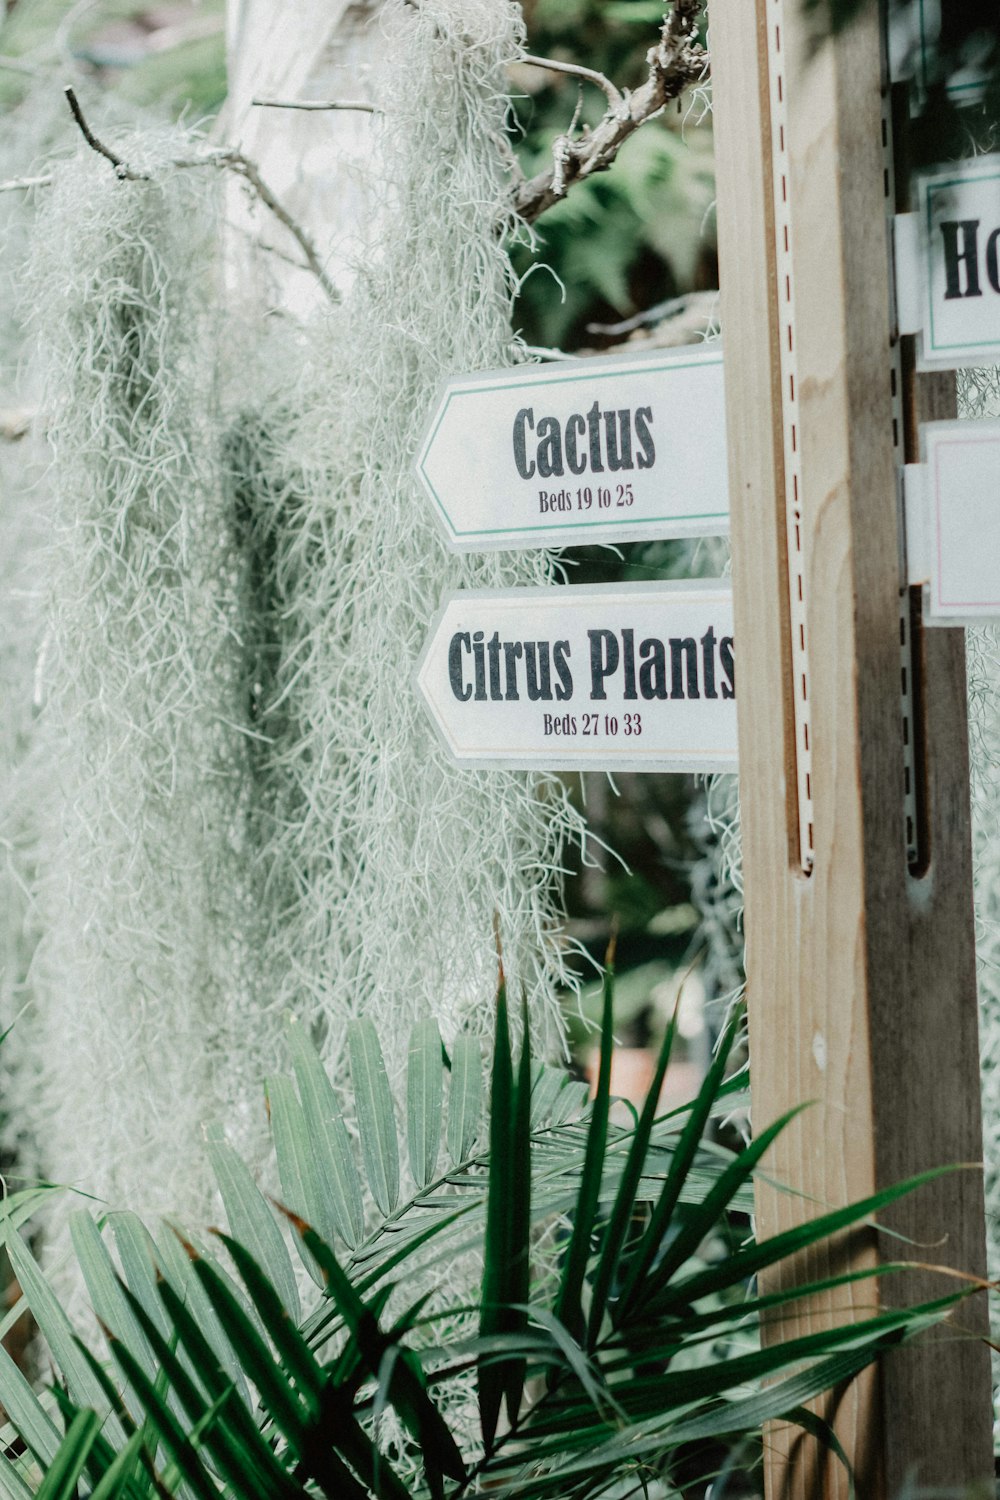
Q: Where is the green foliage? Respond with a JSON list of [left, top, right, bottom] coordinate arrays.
[[510, 3, 714, 351], [0, 972, 973, 1499], [0, 2, 226, 118], [808, 0, 1000, 159], [512, 126, 715, 351]]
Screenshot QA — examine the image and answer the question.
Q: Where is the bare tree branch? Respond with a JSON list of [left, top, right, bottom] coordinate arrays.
[[520, 54, 624, 113], [8, 92, 341, 303], [64, 87, 150, 181], [208, 149, 339, 303], [0, 174, 53, 195], [513, 0, 707, 226], [252, 97, 379, 113]]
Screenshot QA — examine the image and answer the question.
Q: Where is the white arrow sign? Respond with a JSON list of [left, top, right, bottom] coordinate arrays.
[[904, 418, 1000, 621], [416, 347, 728, 552], [895, 154, 1000, 369], [416, 582, 737, 772]]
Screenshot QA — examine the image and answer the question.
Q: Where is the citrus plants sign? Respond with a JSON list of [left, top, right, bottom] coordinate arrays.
[[416, 582, 737, 771]]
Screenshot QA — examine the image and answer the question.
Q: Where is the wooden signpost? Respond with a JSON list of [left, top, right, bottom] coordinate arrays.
[[713, 0, 993, 1493], [413, 0, 996, 1488]]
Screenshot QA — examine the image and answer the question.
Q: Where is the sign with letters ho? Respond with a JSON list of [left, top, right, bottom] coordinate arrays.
[[415, 581, 737, 772], [415, 347, 728, 551], [895, 153, 1000, 369]]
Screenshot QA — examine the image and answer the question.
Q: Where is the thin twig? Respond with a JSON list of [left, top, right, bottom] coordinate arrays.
[[252, 96, 379, 114], [520, 54, 624, 113], [0, 174, 53, 195], [64, 86, 149, 180], [211, 149, 338, 303], [6, 91, 339, 303], [514, 0, 707, 226], [587, 291, 707, 337], [0, 154, 338, 303]]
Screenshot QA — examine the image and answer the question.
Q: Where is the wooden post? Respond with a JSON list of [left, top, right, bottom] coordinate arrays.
[[711, 1, 994, 1493]]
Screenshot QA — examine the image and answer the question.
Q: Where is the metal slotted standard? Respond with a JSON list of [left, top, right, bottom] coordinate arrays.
[[713, 0, 992, 1494]]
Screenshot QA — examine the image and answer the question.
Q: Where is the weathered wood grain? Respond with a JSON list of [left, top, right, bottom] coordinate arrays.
[[712, 1, 993, 1493]]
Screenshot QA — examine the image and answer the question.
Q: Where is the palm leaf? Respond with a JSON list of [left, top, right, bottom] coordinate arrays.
[[348, 1019, 400, 1217], [447, 1035, 483, 1163], [291, 1216, 467, 1489], [0, 1344, 62, 1469], [85, 1431, 150, 1500], [109, 1214, 170, 1345], [629, 1103, 809, 1315], [6, 1233, 124, 1444], [504, 992, 533, 1425], [121, 1279, 297, 1500], [407, 1019, 444, 1190], [586, 993, 679, 1348], [479, 968, 514, 1451], [0, 1446, 41, 1500], [152, 1225, 251, 1407], [555, 955, 614, 1346], [105, 1332, 268, 1500], [613, 1008, 743, 1320], [32, 1410, 100, 1500], [205, 1138, 300, 1322], [69, 1213, 158, 1418], [655, 1163, 963, 1312], [268, 1074, 324, 1287], [286, 1019, 365, 1250]]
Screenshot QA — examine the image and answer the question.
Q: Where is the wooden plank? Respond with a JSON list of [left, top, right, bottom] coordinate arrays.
[[711, 1, 993, 1494]]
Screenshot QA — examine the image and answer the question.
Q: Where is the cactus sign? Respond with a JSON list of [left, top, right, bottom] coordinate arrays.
[[415, 347, 729, 551]]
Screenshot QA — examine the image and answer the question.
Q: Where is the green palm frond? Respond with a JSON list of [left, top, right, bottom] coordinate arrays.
[[0, 967, 977, 1499]]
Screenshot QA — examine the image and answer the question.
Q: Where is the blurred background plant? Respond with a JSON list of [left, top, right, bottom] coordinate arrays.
[[0, 0, 739, 1139]]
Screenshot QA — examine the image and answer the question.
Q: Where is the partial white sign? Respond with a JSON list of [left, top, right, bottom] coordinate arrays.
[[416, 582, 737, 772], [896, 154, 1000, 369], [904, 419, 1000, 621], [888, 0, 987, 111], [416, 347, 728, 552]]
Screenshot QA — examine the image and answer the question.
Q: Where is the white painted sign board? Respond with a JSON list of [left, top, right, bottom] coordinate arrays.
[[895, 154, 1000, 369], [904, 418, 1000, 621], [415, 581, 737, 771], [416, 347, 729, 552], [888, 0, 987, 110]]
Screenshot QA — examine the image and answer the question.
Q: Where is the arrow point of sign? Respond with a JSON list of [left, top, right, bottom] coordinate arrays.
[[417, 390, 463, 546]]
